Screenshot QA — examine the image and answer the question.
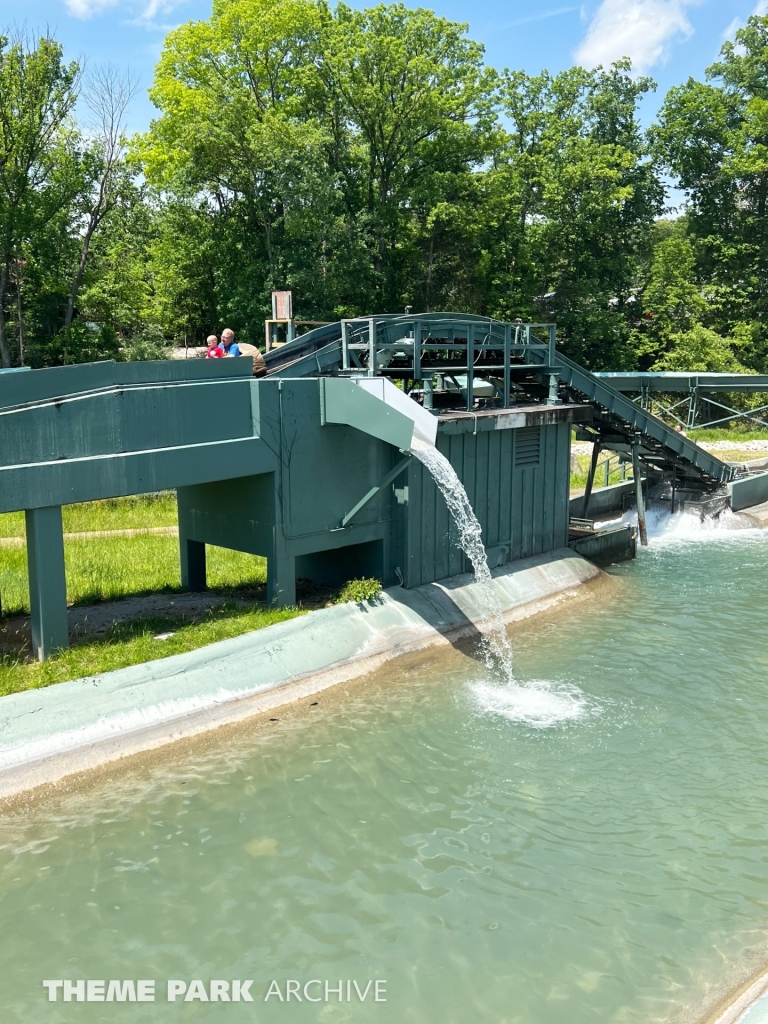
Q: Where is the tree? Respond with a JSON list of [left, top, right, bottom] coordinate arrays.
[[640, 236, 706, 358], [63, 64, 139, 334], [136, 0, 335, 332], [313, 2, 496, 309], [654, 14, 768, 367], [0, 32, 81, 366], [137, 0, 497, 322], [653, 323, 749, 373], [478, 62, 663, 368]]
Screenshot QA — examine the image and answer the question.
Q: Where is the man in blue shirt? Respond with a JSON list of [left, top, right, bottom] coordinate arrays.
[[221, 328, 241, 357]]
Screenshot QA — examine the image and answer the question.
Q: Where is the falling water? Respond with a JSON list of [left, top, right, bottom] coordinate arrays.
[[411, 439, 516, 683]]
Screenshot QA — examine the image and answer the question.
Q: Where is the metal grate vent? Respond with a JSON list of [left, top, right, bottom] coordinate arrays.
[[515, 427, 541, 467]]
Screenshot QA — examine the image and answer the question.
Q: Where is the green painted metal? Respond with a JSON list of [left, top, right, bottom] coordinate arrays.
[[0, 437, 274, 514], [180, 537, 207, 591], [552, 353, 734, 485], [0, 379, 255, 466], [0, 321, 621, 662], [631, 436, 648, 546], [175, 379, 401, 608], [320, 377, 415, 451], [581, 442, 601, 519], [394, 419, 572, 588], [266, 314, 735, 488], [595, 371, 768, 433], [25, 506, 68, 660], [0, 356, 251, 411], [341, 455, 412, 528], [595, 371, 768, 393], [569, 523, 636, 566]]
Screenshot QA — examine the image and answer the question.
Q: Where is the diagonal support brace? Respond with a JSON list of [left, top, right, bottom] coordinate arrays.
[[341, 454, 412, 528]]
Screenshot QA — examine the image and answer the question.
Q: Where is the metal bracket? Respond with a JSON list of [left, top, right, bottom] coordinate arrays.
[[340, 454, 412, 528]]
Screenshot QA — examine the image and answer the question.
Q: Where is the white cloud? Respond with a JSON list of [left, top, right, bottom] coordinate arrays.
[[724, 0, 768, 42], [65, 0, 119, 18], [65, 0, 185, 25], [502, 6, 579, 30], [574, 0, 697, 73]]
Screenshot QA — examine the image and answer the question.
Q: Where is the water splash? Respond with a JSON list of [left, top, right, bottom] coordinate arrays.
[[412, 439, 596, 727], [470, 678, 595, 729], [608, 506, 764, 547], [411, 439, 515, 684]]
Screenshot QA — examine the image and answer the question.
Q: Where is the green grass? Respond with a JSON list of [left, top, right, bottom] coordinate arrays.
[[686, 427, 768, 442], [0, 493, 287, 696], [0, 604, 301, 698], [0, 492, 178, 538], [570, 454, 632, 492], [0, 534, 267, 617], [568, 442, 766, 492]]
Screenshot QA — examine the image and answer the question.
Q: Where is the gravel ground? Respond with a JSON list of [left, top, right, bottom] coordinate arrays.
[[572, 440, 768, 454]]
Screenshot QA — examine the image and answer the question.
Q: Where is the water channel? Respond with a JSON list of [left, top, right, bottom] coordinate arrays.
[[2, 513, 768, 1023]]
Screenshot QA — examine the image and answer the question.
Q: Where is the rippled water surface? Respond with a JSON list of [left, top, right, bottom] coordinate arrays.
[[3, 515, 768, 1023]]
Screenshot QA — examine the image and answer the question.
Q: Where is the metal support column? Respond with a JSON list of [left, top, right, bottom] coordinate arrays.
[[267, 539, 296, 607], [671, 459, 677, 515], [413, 320, 421, 383], [180, 538, 206, 591], [423, 378, 434, 411], [687, 386, 699, 430], [548, 322, 561, 404], [503, 323, 511, 407], [368, 318, 376, 376], [632, 436, 648, 547], [582, 442, 601, 518], [466, 324, 474, 411], [25, 506, 68, 661], [341, 320, 350, 371]]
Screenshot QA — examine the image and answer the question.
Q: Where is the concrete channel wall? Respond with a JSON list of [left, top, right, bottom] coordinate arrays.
[[728, 472, 768, 512], [569, 524, 637, 565], [0, 549, 600, 801], [570, 481, 637, 518]]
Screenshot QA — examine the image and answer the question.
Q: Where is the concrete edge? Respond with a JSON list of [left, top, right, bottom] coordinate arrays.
[[705, 970, 768, 1024], [729, 471, 768, 512], [0, 550, 602, 801]]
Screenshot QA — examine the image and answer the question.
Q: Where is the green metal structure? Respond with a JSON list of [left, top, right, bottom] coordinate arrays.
[[264, 314, 738, 488], [594, 371, 768, 432], [2, 312, 764, 662]]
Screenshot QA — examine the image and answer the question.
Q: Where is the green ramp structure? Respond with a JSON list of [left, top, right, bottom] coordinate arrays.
[[2, 313, 764, 661]]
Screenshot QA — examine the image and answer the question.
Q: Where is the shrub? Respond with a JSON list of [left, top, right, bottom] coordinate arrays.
[[335, 577, 382, 604]]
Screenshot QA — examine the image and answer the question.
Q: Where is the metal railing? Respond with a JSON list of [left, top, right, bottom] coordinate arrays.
[[337, 315, 559, 411]]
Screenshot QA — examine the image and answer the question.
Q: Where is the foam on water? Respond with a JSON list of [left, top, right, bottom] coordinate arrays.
[[469, 678, 595, 729], [606, 505, 765, 547]]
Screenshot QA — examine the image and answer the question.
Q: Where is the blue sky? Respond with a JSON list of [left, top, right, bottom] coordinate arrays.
[[11, 0, 768, 136]]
